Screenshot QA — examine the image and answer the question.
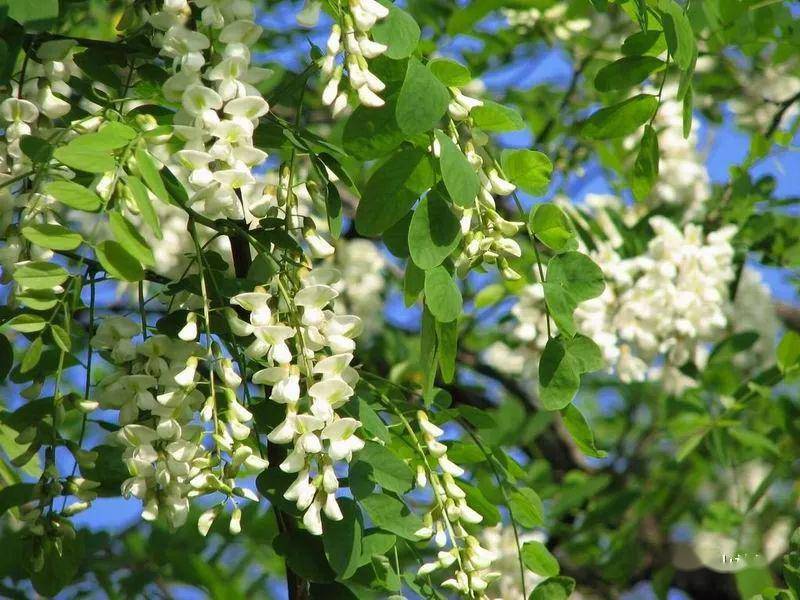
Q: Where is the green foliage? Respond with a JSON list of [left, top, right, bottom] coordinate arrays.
[[539, 335, 604, 410], [424, 265, 462, 323], [436, 129, 480, 207], [581, 94, 658, 140], [94, 240, 144, 282], [396, 58, 450, 136], [521, 540, 560, 577], [501, 149, 553, 196], [529, 203, 576, 252], [1, 1, 799, 599], [44, 180, 103, 212], [408, 189, 462, 269], [543, 252, 605, 337], [355, 147, 436, 236]]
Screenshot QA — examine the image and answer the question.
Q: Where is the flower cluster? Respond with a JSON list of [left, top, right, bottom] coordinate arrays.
[[92, 317, 265, 530], [414, 411, 499, 598], [319, 0, 390, 115], [148, 0, 271, 220], [0, 39, 81, 275], [228, 282, 364, 535], [487, 211, 739, 393], [481, 525, 547, 598], [433, 135, 525, 281]]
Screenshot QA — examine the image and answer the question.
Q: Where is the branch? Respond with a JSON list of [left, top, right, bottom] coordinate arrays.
[[456, 350, 592, 474], [225, 226, 309, 600], [776, 301, 800, 332], [765, 90, 800, 138]]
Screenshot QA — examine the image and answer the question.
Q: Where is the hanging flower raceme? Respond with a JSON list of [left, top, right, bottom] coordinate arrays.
[[413, 411, 500, 598], [230, 281, 365, 535], [429, 131, 524, 281], [317, 0, 390, 116], [91, 317, 265, 531], [149, 0, 272, 220]]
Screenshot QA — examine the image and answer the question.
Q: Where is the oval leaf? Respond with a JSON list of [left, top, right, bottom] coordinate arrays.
[[408, 190, 462, 270], [95, 240, 144, 282]]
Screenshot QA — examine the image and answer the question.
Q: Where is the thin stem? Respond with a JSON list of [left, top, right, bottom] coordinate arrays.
[[138, 281, 148, 339]]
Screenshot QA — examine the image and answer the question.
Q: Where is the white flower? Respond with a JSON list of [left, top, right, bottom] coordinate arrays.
[[321, 417, 364, 462]]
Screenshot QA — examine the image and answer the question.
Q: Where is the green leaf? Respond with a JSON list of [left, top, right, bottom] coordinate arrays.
[[561, 404, 607, 458], [529, 576, 575, 600], [322, 498, 363, 579], [471, 100, 525, 132], [501, 149, 552, 197], [0, 334, 12, 382], [355, 147, 436, 236], [408, 190, 462, 269], [0, 482, 34, 516], [8, 0, 58, 28], [95, 240, 144, 282], [658, 0, 697, 71], [403, 260, 425, 307], [53, 142, 115, 173], [31, 536, 83, 597], [683, 85, 693, 139], [539, 335, 604, 410], [621, 30, 667, 56], [50, 324, 71, 352], [729, 427, 780, 457], [273, 531, 335, 582], [324, 182, 342, 239], [135, 147, 170, 204], [342, 96, 406, 161], [436, 318, 458, 383], [420, 305, 438, 396], [44, 180, 103, 212], [94, 121, 137, 146], [126, 176, 163, 239], [108, 212, 155, 266], [581, 94, 658, 140], [4, 314, 46, 333], [777, 331, 800, 373], [594, 56, 664, 92], [543, 252, 605, 337], [357, 529, 397, 568], [351, 398, 390, 444], [529, 203, 576, 252], [17, 289, 58, 311], [475, 283, 505, 308], [396, 58, 450, 136], [20, 337, 43, 373], [359, 494, 424, 540], [352, 441, 414, 494], [13, 261, 68, 290], [371, 1, 420, 59], [435, 130, 480, 207], [522, 541, 560, 577], [424, 266, 462, 323], [428, 58, 472, 87], [21, 223, 83, 251], [19, 135, 53, 163], [631, 125, 659, 201], [383, 211, 411, 258], [509, 486, 544, 528], [70, 125, 135, 151], [80, 445, 129, 496]]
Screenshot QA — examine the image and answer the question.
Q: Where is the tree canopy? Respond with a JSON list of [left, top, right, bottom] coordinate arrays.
[[0, 0, 799, 598]]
